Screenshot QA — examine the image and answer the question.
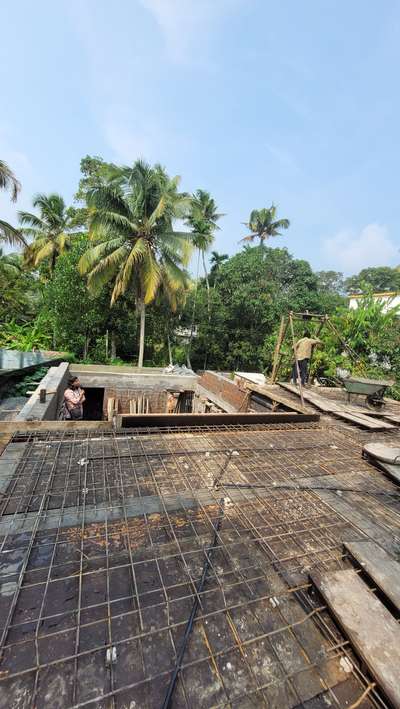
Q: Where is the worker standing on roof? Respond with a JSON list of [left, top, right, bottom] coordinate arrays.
[[292, 330, 322, 386]]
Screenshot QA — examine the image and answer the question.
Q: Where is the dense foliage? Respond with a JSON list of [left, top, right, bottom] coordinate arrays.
[[1, 153, 400, 397]]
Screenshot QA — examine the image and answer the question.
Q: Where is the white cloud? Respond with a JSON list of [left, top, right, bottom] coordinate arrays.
[[323, 223, 399, 274], [139, 0, 239, 62]]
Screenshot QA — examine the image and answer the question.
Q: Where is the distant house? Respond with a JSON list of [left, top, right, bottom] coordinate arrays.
[[348, 291, 400, 313]]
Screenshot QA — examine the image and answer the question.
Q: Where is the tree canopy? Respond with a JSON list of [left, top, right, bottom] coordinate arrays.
[[345, 266, 400, 293], [1, 152, 399, 400]]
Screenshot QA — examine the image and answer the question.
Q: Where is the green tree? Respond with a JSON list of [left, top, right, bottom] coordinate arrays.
[[70, 155, 111, 228], [183, 246, 322, 371], [315, 270, 346, 313], [185, 190, 222, 365], [0, 250, 41, 325], [44, 236, 137, 360], [209, 251, 229, 286], [241, 204, 290, 246], [0, 248, 22, 278], [19, 193, 75, 274], [345, 266, 400, 293], [186, 190, 223, 294], [79, 160, 192, 367], [315, 270, 345, 294], [0, 159, 25, 247]]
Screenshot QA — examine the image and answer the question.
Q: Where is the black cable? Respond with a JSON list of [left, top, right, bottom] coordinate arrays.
[[161, 500, 225, 709], [213, 449, 234, 488]]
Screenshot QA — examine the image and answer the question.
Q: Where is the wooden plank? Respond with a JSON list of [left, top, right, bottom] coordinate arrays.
[[315, 489, 400, 558], [344, 541, 400, 611], [382, 413, 400, 425], [311, 569, 400, 708], [279, 383, 395, 430], [374, 461, 400, 485], [238, 379, 308, 414], [0, 420, 113, 434]]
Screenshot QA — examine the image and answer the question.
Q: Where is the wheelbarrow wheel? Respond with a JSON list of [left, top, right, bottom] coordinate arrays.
[[366, 395, 385, 411]]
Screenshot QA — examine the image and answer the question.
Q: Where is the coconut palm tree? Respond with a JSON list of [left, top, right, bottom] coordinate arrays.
[[185, 191, 223, 366], [19, 193, 73, 273], [210, 251, 228, 278], [78, 160, 192, 367], [186, 190, 223, 294], [0, 159, 25, 247], [241, 204, 290, 246]]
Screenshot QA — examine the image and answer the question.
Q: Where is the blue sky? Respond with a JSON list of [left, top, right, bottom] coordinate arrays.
[[1, 0, 400, 275]]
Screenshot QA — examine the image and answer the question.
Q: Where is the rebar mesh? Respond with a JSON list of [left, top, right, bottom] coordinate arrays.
[[0, 424, 395, 708]]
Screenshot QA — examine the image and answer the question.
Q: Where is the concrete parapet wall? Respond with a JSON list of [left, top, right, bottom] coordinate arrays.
[[70, 364, 198, 392], [16, 362, 70, 421]]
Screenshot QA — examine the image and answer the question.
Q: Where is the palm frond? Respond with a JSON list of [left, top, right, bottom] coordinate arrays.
[[86, 246, 129, 294], [0, 220, 27, 247], [272, 218, 290, 231], [89, 209, 136, 236], [141, 250, 162, 304], [18, 211, 44, 229], [111, 238, 148, 303], [0, 160, 21, 201], [78, 238, 126, 274], [34, 241, 55, 265]]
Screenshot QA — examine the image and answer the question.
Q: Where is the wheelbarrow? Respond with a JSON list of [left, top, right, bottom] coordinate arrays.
[[340, 375, 394, 410]]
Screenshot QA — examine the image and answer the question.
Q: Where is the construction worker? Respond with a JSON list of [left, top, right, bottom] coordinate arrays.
[[292, 330, 322, 386], [60, 376, 86, 420]]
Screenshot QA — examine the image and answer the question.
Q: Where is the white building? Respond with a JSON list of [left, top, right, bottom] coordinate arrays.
[[348, 291, 400, 314]]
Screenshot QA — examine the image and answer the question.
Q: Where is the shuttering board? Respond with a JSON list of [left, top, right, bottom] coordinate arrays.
[[373, 461, 400, 485], [237, 379, 309, 414], [344, 541, 400, 611], [311, 569, 400, 708], [279, 383, 395, 430]]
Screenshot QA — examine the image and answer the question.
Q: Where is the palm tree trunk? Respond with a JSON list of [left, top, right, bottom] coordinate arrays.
[[167, 330, 173, 365], [111, 332, 116, 359], [83, 334, 90, 359], [138, 299, 146, 368], [187, 249, 201, 368], [202, 250, 211, 318]]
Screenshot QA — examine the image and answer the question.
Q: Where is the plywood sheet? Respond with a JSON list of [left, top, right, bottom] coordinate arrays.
[[344, 540, 400, 611], [311, 569, 400, 708]]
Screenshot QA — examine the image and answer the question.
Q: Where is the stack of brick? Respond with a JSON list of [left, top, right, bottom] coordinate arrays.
[[198, 371, 249, 411]]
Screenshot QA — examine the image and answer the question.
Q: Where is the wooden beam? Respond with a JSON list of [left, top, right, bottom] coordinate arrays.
[[117, 411, 319, 428], [344, 541, 400, 612], [270, 315, 288, 384], [0, 420, 113, 434], [311, 569, 400, 708], [239, 380, 307, 414], [289, 313, 305, 408]]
